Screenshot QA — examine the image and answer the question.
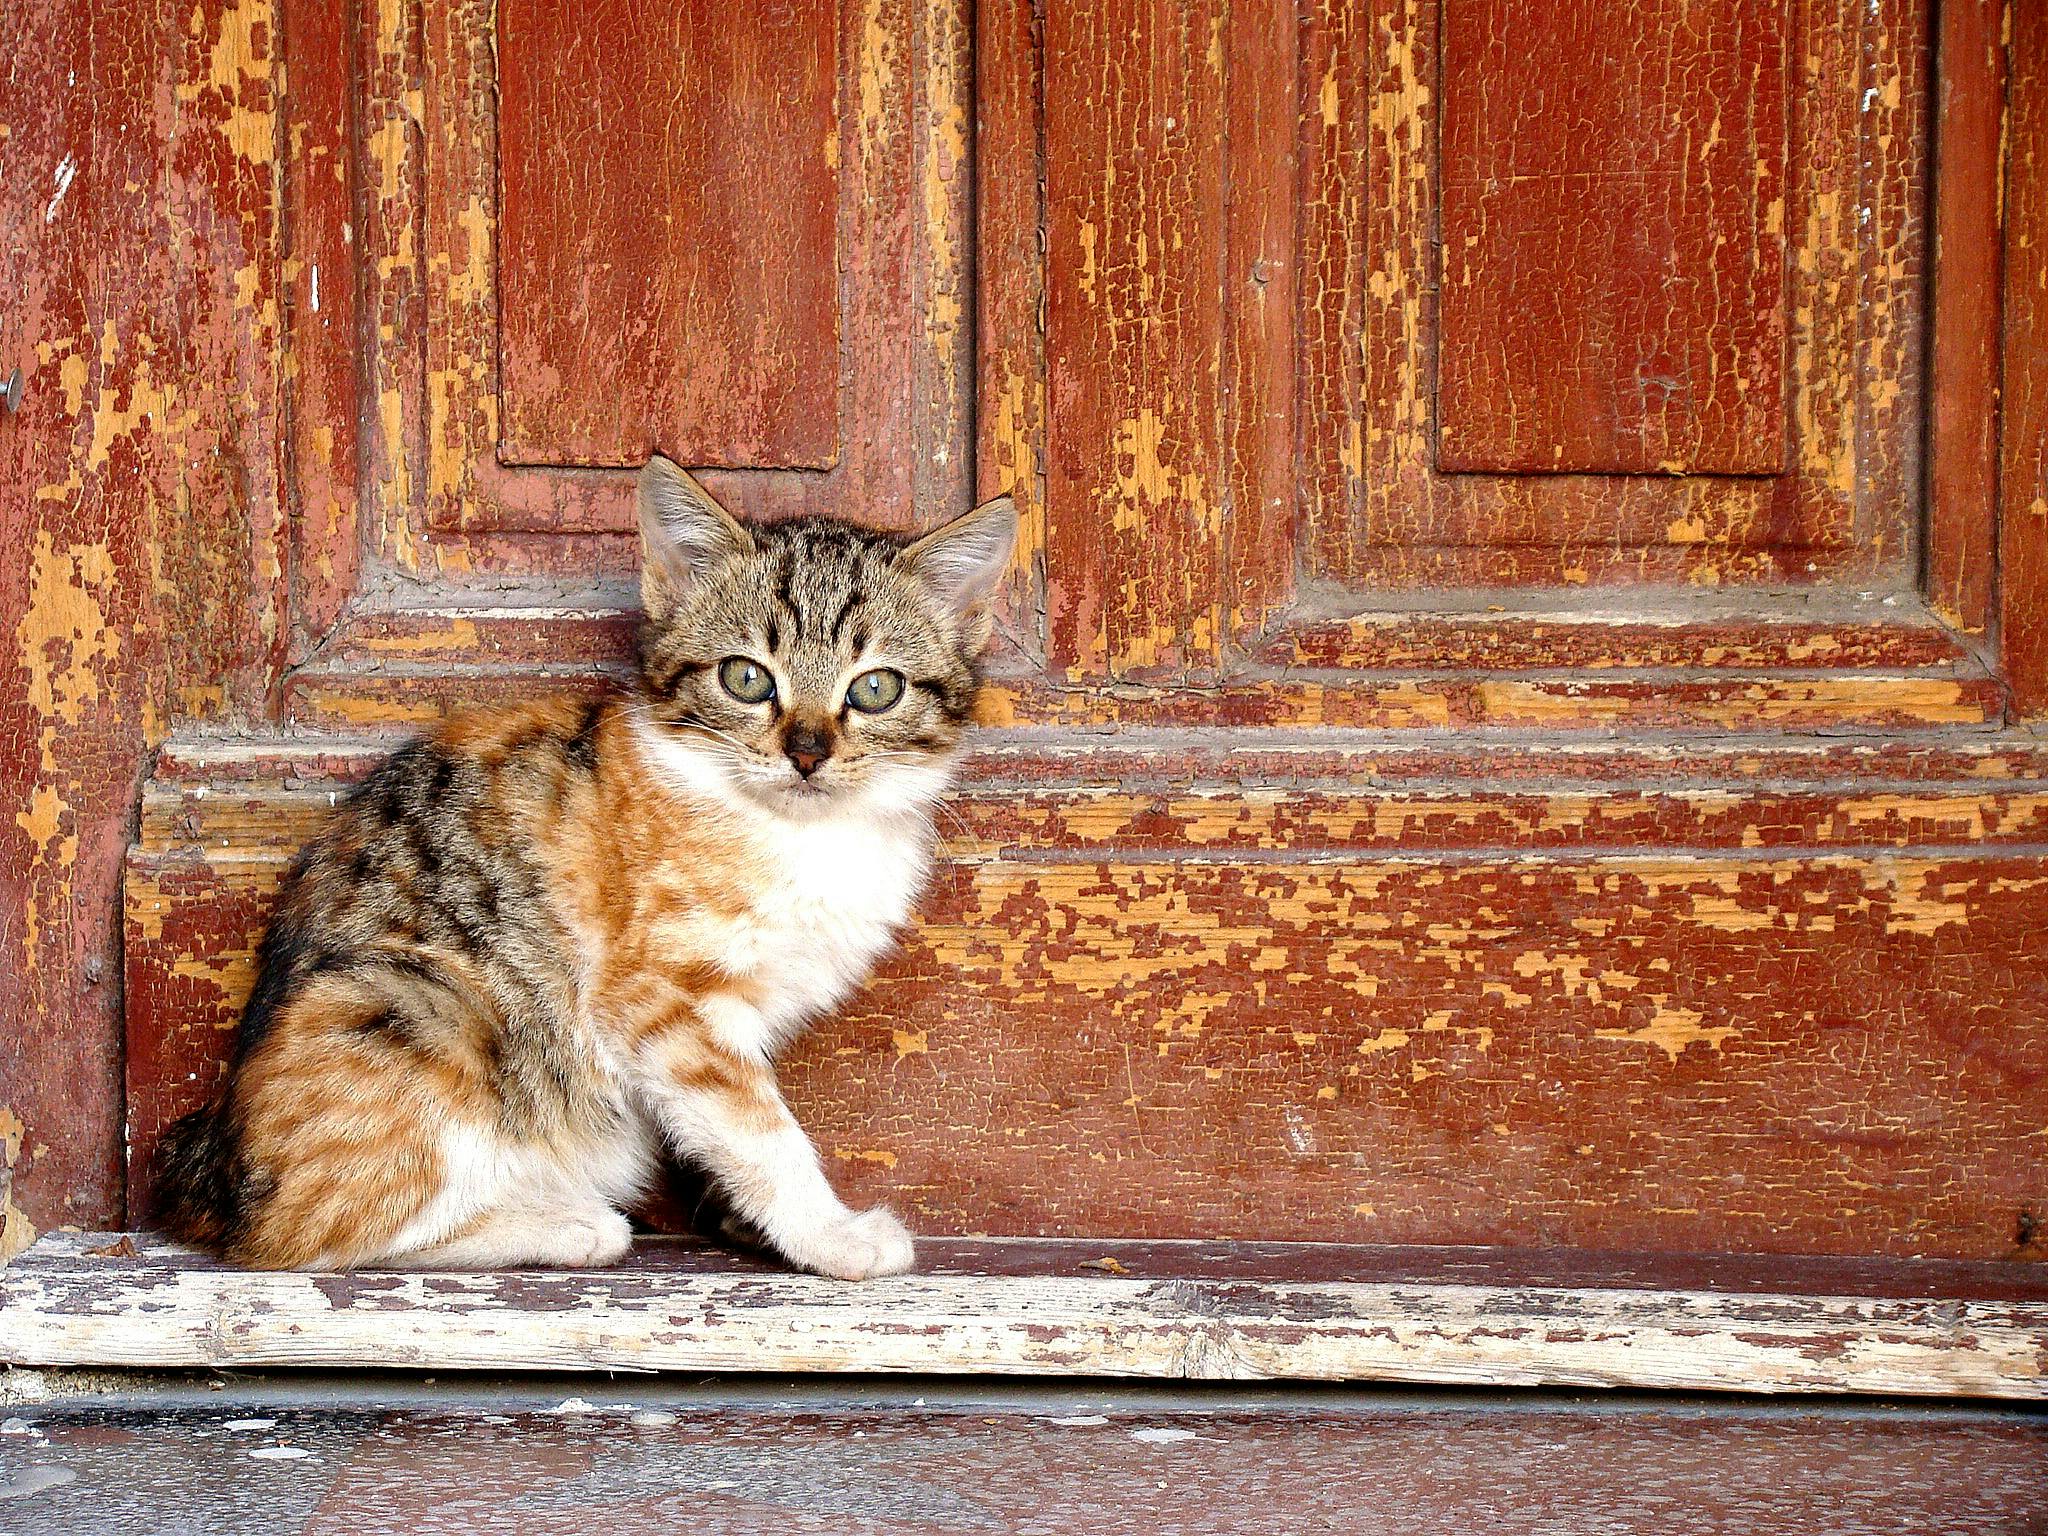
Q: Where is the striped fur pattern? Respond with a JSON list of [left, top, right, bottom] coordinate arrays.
[[155, 457, 1016, 1276]]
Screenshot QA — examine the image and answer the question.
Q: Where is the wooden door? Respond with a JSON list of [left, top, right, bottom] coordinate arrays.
[[60, 0, 2048, 1263]]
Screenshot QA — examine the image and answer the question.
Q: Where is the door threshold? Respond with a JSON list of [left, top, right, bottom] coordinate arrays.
[[5, 1233, 2042, 1400]]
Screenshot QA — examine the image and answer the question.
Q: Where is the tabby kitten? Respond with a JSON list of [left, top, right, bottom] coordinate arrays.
[[155, 456, 1016, 1278]]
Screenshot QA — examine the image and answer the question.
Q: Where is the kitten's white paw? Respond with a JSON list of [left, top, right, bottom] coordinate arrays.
[[554, 1208, 634, 1268], [792, 1206, 916, 1281]]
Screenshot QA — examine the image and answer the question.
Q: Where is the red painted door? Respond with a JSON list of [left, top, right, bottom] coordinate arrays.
[[8, 0, 2047, 1262]]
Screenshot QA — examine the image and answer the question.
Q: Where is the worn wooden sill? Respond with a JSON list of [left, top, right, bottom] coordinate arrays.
[[3, 1234, 2043, 1399]]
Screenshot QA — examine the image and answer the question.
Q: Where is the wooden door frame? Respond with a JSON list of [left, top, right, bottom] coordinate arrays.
[[1927, 0, 2005, 645], [1929, 0, 2048, 721]]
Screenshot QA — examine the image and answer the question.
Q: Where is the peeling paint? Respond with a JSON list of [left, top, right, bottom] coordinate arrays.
[[0, 1108, 36, 1263], [1595, 1007, 1740, 1063]]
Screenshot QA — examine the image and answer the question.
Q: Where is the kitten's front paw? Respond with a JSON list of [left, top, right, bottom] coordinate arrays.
[[557, 1209, 634, 1268], [792, 1206, 916, 1281]]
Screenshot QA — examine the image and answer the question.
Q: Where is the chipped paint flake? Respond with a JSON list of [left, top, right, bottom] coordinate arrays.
[[1596, 1007, 1739, 1063]]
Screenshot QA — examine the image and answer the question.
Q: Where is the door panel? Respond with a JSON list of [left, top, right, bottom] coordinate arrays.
[[410, 0, 965, 540], [1307, 0, 1925, 584], [1436, 0, 1788, 477], [1003, 0, 1932, 623], [496, 0, 839, 469]]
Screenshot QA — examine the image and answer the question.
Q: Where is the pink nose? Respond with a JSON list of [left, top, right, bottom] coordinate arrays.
[[789, 746, 828, 777]]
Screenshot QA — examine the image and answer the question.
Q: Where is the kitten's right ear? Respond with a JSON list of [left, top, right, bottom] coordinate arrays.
[[638, 455, 752, 621]]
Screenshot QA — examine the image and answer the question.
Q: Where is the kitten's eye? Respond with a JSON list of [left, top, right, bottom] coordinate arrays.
[[846, 668, 906, 714], [717, 657, 776, 705]]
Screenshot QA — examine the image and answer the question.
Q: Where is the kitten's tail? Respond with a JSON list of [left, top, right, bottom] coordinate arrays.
[[152, 1103, 242, 1252]]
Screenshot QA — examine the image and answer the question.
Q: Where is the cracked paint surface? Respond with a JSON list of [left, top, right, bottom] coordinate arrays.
[[397, 0, 970, 565], [1437, 1, 1788, 476]]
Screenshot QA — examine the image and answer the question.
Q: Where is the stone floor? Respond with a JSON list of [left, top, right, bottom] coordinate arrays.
[[1, 1376, 2043, 1535]]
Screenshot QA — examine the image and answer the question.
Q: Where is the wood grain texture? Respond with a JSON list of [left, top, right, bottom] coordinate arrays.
[[358, 0, 430, 575], [2005, 4, 2048, 717], [974, 0, 1051, 660], [133, 744, 2048, 862], [1, 0, 290, 1233], [146, 725, 2048, 797], [277, 657, 2006, 734], [6, 1233, 2045, 1396], [1220, 0, 1299, 641], [973, 672, 2004, 732], [1437, 0, 1788, 475], [496, 0, 838, 468], [277, 595, 2010, 736], [123, 734, 2048, 1259], [1926, 0, 2007, 638], [1268, 605, 1978, 671], [1301, 0, 1928, 583], [319, 591, 1980, 675]]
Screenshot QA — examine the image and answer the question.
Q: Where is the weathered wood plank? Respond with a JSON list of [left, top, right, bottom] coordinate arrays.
[[282, 0, 362, 657], [1267, 604, 1976, 672], [974, 0, 1051, 656], [281, 659, 2007, 734], [136, 756, 2048, 859], [974, 672, 2004, 732], [313, 589, 1981, 675], [1042, 0, 1229, 677], [280, 591, 2009, 733], [151, 729, 2048, 794], [12, 1386, 2048, 1535], [5, 1233, 2043, 1397], [124, 763, 2048, 1258], [2, 0, 290, 1237], [1220, 0, 1299, 642], [1314, 0, 1927, 582]]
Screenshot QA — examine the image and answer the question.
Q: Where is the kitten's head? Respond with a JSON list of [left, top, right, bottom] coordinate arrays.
[[632, 455, 1017, 819]]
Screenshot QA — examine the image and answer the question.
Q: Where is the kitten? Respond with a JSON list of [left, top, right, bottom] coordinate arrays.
[[154, 456, 1016, 1278]]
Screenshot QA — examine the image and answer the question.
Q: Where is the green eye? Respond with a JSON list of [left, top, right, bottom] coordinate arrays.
[[847, 668, 906, 713], [717, 656, 776, 705]]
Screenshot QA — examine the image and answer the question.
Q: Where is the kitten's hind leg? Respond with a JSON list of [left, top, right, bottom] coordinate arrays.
[[386, 1200, 633, 1269]]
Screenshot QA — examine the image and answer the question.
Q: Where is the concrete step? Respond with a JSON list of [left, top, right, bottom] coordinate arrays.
[[3, 1373, 2042, 1535]]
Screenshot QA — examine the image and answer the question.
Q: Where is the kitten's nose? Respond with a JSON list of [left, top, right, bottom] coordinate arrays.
[[784, 721, 834, 778]]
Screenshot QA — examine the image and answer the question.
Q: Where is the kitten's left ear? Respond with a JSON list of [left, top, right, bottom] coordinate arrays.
[[899, 494, 1018, 623], [638, 454, 753, 621]]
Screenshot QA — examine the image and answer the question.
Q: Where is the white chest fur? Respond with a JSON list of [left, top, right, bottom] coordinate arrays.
[[728, 809, 933, 1041]]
